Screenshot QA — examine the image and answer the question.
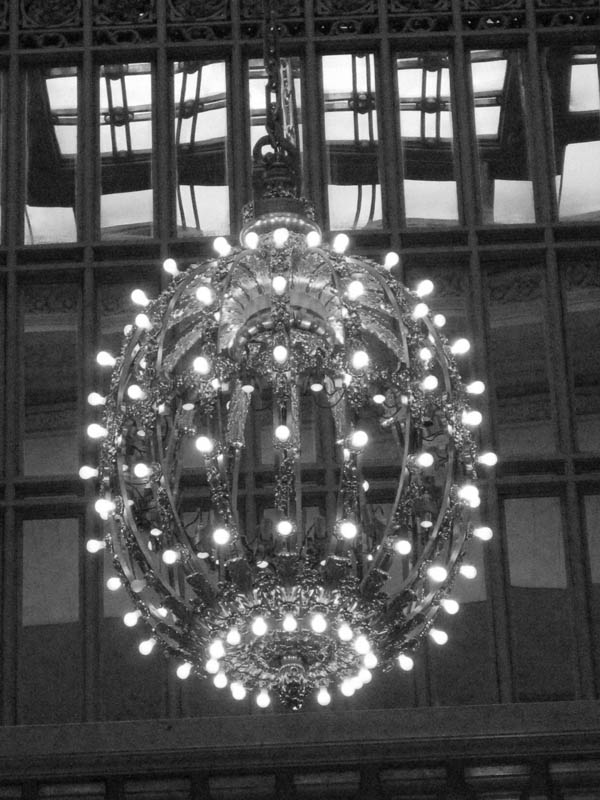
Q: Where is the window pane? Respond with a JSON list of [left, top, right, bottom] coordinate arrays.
[[396, 53, 458, 227], [470, 50, 535, 224], [100, 63, 153, 239], [583, 494, 600, 690], [322, 54, 382, 230], [546, 47, 600, 222], [174, 60, 230, 237], [22, 283, 80, 475], [25, 67, 78, 243]]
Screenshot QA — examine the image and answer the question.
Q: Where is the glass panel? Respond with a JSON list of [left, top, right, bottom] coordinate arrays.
[[583, 494, 600, 689], [22, 283, 80, 475], [99, 63, 153, 239], [25, 67, 78, 243], [322, 54, 382, 230], [470, 50, 535, 224], [504, 497, 575, 701], [487, 266, 555, 457], [396, 53, 458, 227], [546, 47, 600, 222], [562, 264, 600, 452], [174, 60, 230, 237]]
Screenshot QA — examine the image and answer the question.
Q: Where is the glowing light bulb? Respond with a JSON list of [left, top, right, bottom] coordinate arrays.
[[466, 380, 485, 395], [310, 382, 323, 393], [195, 435, 214, 454], [363, 652, 378, 669], [106, 576, 121, 591], [351, 350, 369, 370], [135, 313, 152, 330], [196, 285, 214, 306], [163, 257, 178, 275], [458, 484, 480, 507], [209, 639, 225, 660], [460, 564, 477, 580], [346, 280, 364, 300], [427, 565, 448, 582], [350, 430, 368, 449], [205, 658, 220, 674], [419, 347, 433, 361], [213, 527, 230, 546], [338, 623, 353, 642], [96, 351, 116, 367], [256, 689, 271, 708], [283, 614, 297, 632], [394, 539, 412, 555], [86, 538, 105, 554], [87, 392, 106, 406], [127, 384, 144, 401], [473, 525, 493, 541], [416, 452, 434, 468], [193, 356, 211, 375], [94, 498, 114, 519], [79, 466, 98, 480], [416, 279, 434, 297], [176, 662, 192, 679], [213, 236, 231, 256], [339, 520, 358, 540], [139, 638, 156, 656], [311, 613, 327, 633], [433, 313, 446, 328], [131, 289, 150, 307], [306, 230, 322, 247], [123, 610, 141, 627], [317, 687, 331, 706], [273, 227, 289, 247], [354, 635, 371, 655], [362, 480, 369, 492], [150, 527, 162, 537], [214, 672, 228, 688], [272, 344, 288, 364], [87, 423, 107, 439], [398, 653, 414, 671], [341, 679, 355, 697], [373, 393, 386, 404], [274, 424, 291, 442], [333, 233, 349, 253], [462, 409, 483, 427], [251, 616, 268, 636], [478, 452, 498, 466], [421, 375, 438, 391], [441, 598, 460, 615], [241, 383, 254, 394], [245, 231, 259, 249], [429, 628, 448, 645], [413, 302, 429, 319], [359, 667, 372, 684], [162, 549, 179, 564], [231, 681, 246, 700], [271, 275, 287, 295], [451, 338, 471, 355], [276, 519, 293, 536], [384, 251, 400, 269]]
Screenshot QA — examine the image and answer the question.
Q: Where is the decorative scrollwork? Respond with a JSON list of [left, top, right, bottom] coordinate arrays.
[[21, 0, 81, 28], [93, 0, 154, 25], [168, 0, 229, 21], [315, 0, 377, 12], [462, 0, 523, 8], [389, 0, 450, 11], [241, 0, 302, 17]]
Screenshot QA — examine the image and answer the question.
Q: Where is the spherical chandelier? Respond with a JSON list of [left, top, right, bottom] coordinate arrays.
[[81, 7, 495, 711]]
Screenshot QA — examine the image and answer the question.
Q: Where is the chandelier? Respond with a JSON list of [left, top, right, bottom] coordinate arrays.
[[82, 8, 495, 711]]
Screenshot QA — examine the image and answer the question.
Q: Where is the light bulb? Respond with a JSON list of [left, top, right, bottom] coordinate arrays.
[[333, 233, 349, 253], [195, 435, 214, 454], [412, 302, 429, 319], [460, 564, 477, 580], [473, 525, 493, 541], [273, 227, 289, 247], [416, 452, 434, 468], [205, 658, 220, 674], [87, 392, 106, 406], [416, 279, 434, 297], [421, 375, 438, 391], [427, 565, 448, 582], [213, 236, 231, 256], [441, 598, 460, 615], [139, 638, 156, 656], [176, 662, 192, 679], [373, 393, 386, 404], [251, 616, 268, 636], [458, 484, 479, 507], [419, 347, 433, 361], [359, 667, 372, 684], [478, 452, 498, 466], [466, 380, 485, 395], [272, 344, 288, 364], [96, 350, 116, 367], [162, 548, 179, 564], [94, 498, 114, 519], [310, 382, 323, 393], [276, 519, 293, 536], [150, 527, 162, 537], [338, 623, 353, 641], [362, 480, 369, 492], [241, 383, 254, 394], [245, 231, 259, 249], [346, 280, 364, 300], [311, 613, 327, 633], [226, 628, 241, 646], [79, 466, 98, 480], [193, 356, 211, 375], [351, 675, 364, 691], [127, 384, 144, 401], [163, 257, 178, 275], [363, 651, 378, 669], [384, 251, 399, 269], [354, 635, 371, 655], [451, 338, 471, 355], [86, 538, 105, 554], [231, 682, 246, 700], [256, 689, 271, 708], [398, 653, 414, 671], [394, 539, 412, 555], [306, 230, 322, 247], [271, 275, 287, 295], [213, 671, 228, 688], [133, 462, 150, 479], [131, 289, 150, 307], [123, 610, 141, 627], [106, 576, 121, 591], [196, 285, 214, 306], [433, 313, 446, 328], [317, 687, 331, 706], [429, 628, 448, 645], [213, 527, 230, 546], [351, 350, 369, 370], [87, 423, 107, 439], [462, 409, 483, 427], [208, 639, 225, 660], [135, 313, 152, 330], [341, 679, 355, 697], [339, 520, 357, 540], [283, 614, 297, 632], [274, 424, 291, 442], [350, 430, 368, 450]]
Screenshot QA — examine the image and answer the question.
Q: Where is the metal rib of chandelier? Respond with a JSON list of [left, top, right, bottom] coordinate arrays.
[[82, 8, 496, 711]]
